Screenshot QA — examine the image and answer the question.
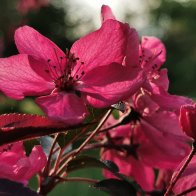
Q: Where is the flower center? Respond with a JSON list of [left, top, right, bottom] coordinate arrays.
[[45, 49, 85, 93], [139, 45, 162, 70]]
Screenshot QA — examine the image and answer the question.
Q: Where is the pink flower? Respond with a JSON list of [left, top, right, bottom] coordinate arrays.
[[172, 155, 196, 196], [180, 104, 196, 140], [101, 105, 190, 191], [138, 37, 192, 113], [0, 142, 46, 184], [101, 124, 155, 191], [131, 91, 191, 168], [0, 19, 143, 124], [101, 5, 190, 114]]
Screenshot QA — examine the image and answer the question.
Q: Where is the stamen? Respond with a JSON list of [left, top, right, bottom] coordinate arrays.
[[46, 58, 58, 80], [53, 48, 64, 76]]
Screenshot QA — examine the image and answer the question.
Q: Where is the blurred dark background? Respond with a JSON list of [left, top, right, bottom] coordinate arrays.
[[0, 0, 195, 195]]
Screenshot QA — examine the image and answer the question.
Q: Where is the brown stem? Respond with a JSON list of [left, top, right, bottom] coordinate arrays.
[[43, 133, 59, 176], [56, 109, 112, 175], [176, 186, 196, 196], [164, 141, 196, 196], [52, 126, 89, 175], [58, 177, 98, 184]]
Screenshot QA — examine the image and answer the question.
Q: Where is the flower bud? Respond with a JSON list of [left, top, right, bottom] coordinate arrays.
[[180, 104, 196, 140]]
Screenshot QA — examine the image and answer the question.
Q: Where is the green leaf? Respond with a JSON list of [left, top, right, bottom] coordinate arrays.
[[112, 109, 120, 120], [93, 179, 137, 196], [24, 139, 40, 156], [66, 155, 119, 174], [56, 132, 68, 148]]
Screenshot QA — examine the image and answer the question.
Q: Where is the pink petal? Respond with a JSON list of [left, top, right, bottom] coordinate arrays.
[[143, 110, 189, 140], [101, 5, 116, 23], [36, 92, 88, 124], [77, 63, 144, 108], [71, 20, 128, 72], [128, 156, 155, 191], [151, 90, 193, 113], [0, 143, 46, 184], [139, 116, 190, 169], [140, 36, 166, 71], [148, 69, 169, 93], [23, 145, 47, 179], [138, 125, 190, 169], [102, 149, 155, 191], [0, 54, 53, 100], [125, 26, 140, 67], [15, 25, 66, 68]]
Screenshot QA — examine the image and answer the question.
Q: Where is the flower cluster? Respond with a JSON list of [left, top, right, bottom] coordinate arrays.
[[0, 4, 195, 196]]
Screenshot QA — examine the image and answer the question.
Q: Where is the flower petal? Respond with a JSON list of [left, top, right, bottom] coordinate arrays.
[[0, 54, 53, 100], [77, 63, 144, 108], [101, 5, 116, 23], [71, 20, 128, 72], [102, 149, 155, 191], [151, 90, 193, 113], [23, 145, 47, 180], [140, 36, 166, 71], [36, 92, 88, 124], [125, 26, 140, 67], [173, 155, 196, 196], [15, 25, 66, 67]]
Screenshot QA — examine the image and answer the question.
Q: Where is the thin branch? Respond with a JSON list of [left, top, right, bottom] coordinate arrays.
[[176, 186, 196, 196], [56, 109, 112, 175], [43, 133, 59, 176], [164, 141, 196, 196], [58, 176, 98, 184]]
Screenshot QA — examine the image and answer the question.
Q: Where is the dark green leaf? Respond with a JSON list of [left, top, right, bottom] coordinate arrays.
[[24, 139, 40, 156], [0, 178, 40, 196], [93, 179, 137, 196], [66, 155, 119, 174], [56, 132, 68, 148]]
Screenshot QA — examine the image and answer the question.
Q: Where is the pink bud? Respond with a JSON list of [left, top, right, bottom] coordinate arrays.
[[180, 104, 196, 140]]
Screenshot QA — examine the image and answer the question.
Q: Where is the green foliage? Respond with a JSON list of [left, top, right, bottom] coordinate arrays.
[[150, 0, 196, 97]]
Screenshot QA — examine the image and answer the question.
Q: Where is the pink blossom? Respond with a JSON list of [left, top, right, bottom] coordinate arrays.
[[0, 142, 46, 184], [172, 155, 196, 196], [180, 104, 196, 140], [138, 36, 192, 112], [0, 19, 143, 124], [101, 105, 190, 190], [17, 0, 49, 15], [131, 91, 191, 169], [101, 124, 155, 191], [101, 5, 192, 114]]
